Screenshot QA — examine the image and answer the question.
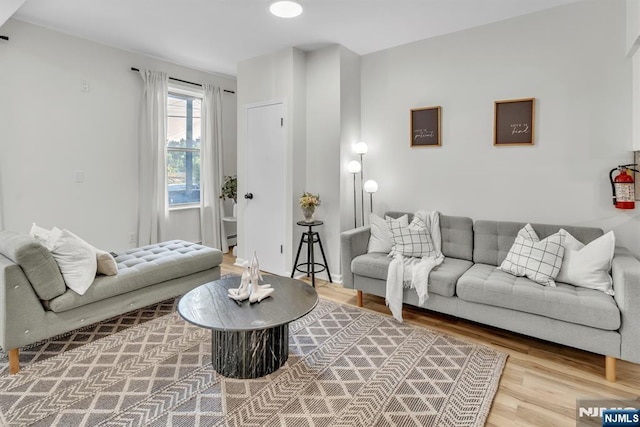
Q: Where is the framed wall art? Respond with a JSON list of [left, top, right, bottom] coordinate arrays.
[[410, 106, 441, 147], [494, 98, 535, 146]]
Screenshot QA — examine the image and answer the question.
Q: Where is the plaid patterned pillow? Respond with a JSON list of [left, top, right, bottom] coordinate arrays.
[[387, 216, 436, 258], [499, 224, 565, 287]]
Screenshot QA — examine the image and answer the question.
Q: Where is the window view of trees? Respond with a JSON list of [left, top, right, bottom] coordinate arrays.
[[167, 93, 201, 206]]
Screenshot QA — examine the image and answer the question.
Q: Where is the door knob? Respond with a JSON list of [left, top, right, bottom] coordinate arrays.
[[244, 193, 254, 199]]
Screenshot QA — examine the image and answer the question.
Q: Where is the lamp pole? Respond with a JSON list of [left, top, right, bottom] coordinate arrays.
[[354, 142, 368, 226], [359, 153, 364, 226], [347, 160, 362, 228], [353, 174, 357, 228]]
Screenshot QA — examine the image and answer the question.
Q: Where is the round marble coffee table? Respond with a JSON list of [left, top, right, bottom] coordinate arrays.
[[177, 275, 318, 379]]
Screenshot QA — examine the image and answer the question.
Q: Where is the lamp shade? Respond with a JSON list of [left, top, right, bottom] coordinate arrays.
[[347, 160, 361, 174], [269, 1, 303, 18], [354, 141, 369, 155], [364, 180, 378, 193]]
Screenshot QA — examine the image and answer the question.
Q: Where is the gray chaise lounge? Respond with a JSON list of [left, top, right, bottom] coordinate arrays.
[[0, 231, 223, 374], [341, 212, 640, 382]]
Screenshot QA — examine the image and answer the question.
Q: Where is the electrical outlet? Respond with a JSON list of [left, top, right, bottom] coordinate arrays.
[[73, 170, 84, 183], [80, 80, 90, 92], [128, 232, 136, 244]]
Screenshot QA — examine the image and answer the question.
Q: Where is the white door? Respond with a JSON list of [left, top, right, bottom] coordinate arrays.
[[244, 102, 286, 275]]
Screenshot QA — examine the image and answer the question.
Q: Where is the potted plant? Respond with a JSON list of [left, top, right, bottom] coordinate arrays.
[[220, 175, 238, 216], [299, 192, 320, 222]]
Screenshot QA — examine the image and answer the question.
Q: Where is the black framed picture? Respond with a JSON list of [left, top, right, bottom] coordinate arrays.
[[494, 98, 535, 146], [410, 106, 441, 147]]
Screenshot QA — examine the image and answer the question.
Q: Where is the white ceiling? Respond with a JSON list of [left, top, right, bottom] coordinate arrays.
[[12, 0, 580, 77]]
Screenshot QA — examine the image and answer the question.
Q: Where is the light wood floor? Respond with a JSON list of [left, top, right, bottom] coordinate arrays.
[[220, 252, 639, 427]]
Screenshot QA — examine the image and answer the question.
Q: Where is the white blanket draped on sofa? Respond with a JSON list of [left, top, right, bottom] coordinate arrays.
[[386, 210, 444, 322]]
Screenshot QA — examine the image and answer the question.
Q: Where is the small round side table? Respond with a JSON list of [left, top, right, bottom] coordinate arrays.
[[291, 220, 332, 288]]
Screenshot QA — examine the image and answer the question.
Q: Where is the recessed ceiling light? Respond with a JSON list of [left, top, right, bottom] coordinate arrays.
[[270, 1, 303, 18]]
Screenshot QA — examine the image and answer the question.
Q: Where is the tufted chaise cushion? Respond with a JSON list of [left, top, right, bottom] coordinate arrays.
[[47, 240, 223, 312]]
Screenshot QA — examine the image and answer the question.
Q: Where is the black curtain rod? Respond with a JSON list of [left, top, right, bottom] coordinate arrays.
[[130, 67, 235, 94], [0, 36, 9, 41]]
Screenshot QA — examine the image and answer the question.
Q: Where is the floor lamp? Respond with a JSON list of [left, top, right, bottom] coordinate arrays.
[[347, 160, 361, 228], [354, 142, 368, 225], [364, 180, 378, 214]]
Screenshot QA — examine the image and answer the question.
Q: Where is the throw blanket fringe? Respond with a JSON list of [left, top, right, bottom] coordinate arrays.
[[386, 210, 444, 322]]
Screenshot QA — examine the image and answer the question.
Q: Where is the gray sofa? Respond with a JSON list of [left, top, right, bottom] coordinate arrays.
[[0, 231, 223, 374], [340, 212, 640, 382]]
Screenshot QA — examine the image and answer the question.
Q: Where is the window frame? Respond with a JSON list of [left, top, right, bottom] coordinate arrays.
[[166, 86, 203, 209]]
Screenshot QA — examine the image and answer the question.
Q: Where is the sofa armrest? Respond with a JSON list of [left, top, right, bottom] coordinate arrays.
[[340, 226, 370, 289], [612, 246, 640, 364], [0, 254, 50, 351]]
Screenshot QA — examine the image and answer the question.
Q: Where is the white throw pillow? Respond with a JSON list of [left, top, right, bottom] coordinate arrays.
[[368, 214, 408, 253], [31, 224, 117, 277], [388, 216, 436, 258], [499, 224, 565, 287], [557, 229, 615, 295], [29, 223, 53, 248], [48, 228, 97, 295], [95, 248, 118, 276]]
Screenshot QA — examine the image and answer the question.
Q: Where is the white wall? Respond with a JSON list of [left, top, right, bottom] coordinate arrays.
[[628, 1, 640, 151], [0, 19, 237, 249], [305, 45, 363, 281], [236, 48, 307, 267], [338, 47, 361, 269], [360, 1, 640, 257]]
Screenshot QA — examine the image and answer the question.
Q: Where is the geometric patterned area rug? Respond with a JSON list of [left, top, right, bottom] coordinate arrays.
[[0, 297, 507, 426]]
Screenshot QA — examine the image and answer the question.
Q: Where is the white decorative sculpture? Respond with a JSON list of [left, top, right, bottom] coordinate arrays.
[[228, 261, 251, 301], [250, 284, 274, 303], [228, 252, 274, 303]]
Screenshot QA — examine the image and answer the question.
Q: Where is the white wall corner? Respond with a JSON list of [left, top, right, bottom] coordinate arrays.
[[633, 54, 640, 151], [627, 0, 640, 56], [0, 0, 25, 29]]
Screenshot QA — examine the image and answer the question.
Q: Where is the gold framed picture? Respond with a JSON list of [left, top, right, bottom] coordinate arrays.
[[410, 106, 441, 147], [494, 98, 535, 146]]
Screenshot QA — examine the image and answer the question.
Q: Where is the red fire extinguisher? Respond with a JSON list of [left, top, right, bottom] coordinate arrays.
[[609, 164, 638, 209]]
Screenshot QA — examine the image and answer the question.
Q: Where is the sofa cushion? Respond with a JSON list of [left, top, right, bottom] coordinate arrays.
[[473, 220, 603, 267], [351, 253, 473, 297], [47, 240, 223, 312], [456, 263, 620, 330], [0, 230, 66, 300]]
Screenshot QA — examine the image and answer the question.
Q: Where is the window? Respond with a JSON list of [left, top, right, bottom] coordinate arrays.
[[167, 92, 202, 206]]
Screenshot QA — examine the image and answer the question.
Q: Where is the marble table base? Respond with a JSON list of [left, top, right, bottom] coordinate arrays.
[[211, 325, 289, 379]]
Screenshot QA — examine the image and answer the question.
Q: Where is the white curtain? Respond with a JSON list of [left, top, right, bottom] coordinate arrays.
[[137, 69, 169, 245], [200, 83, 228, 252]]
